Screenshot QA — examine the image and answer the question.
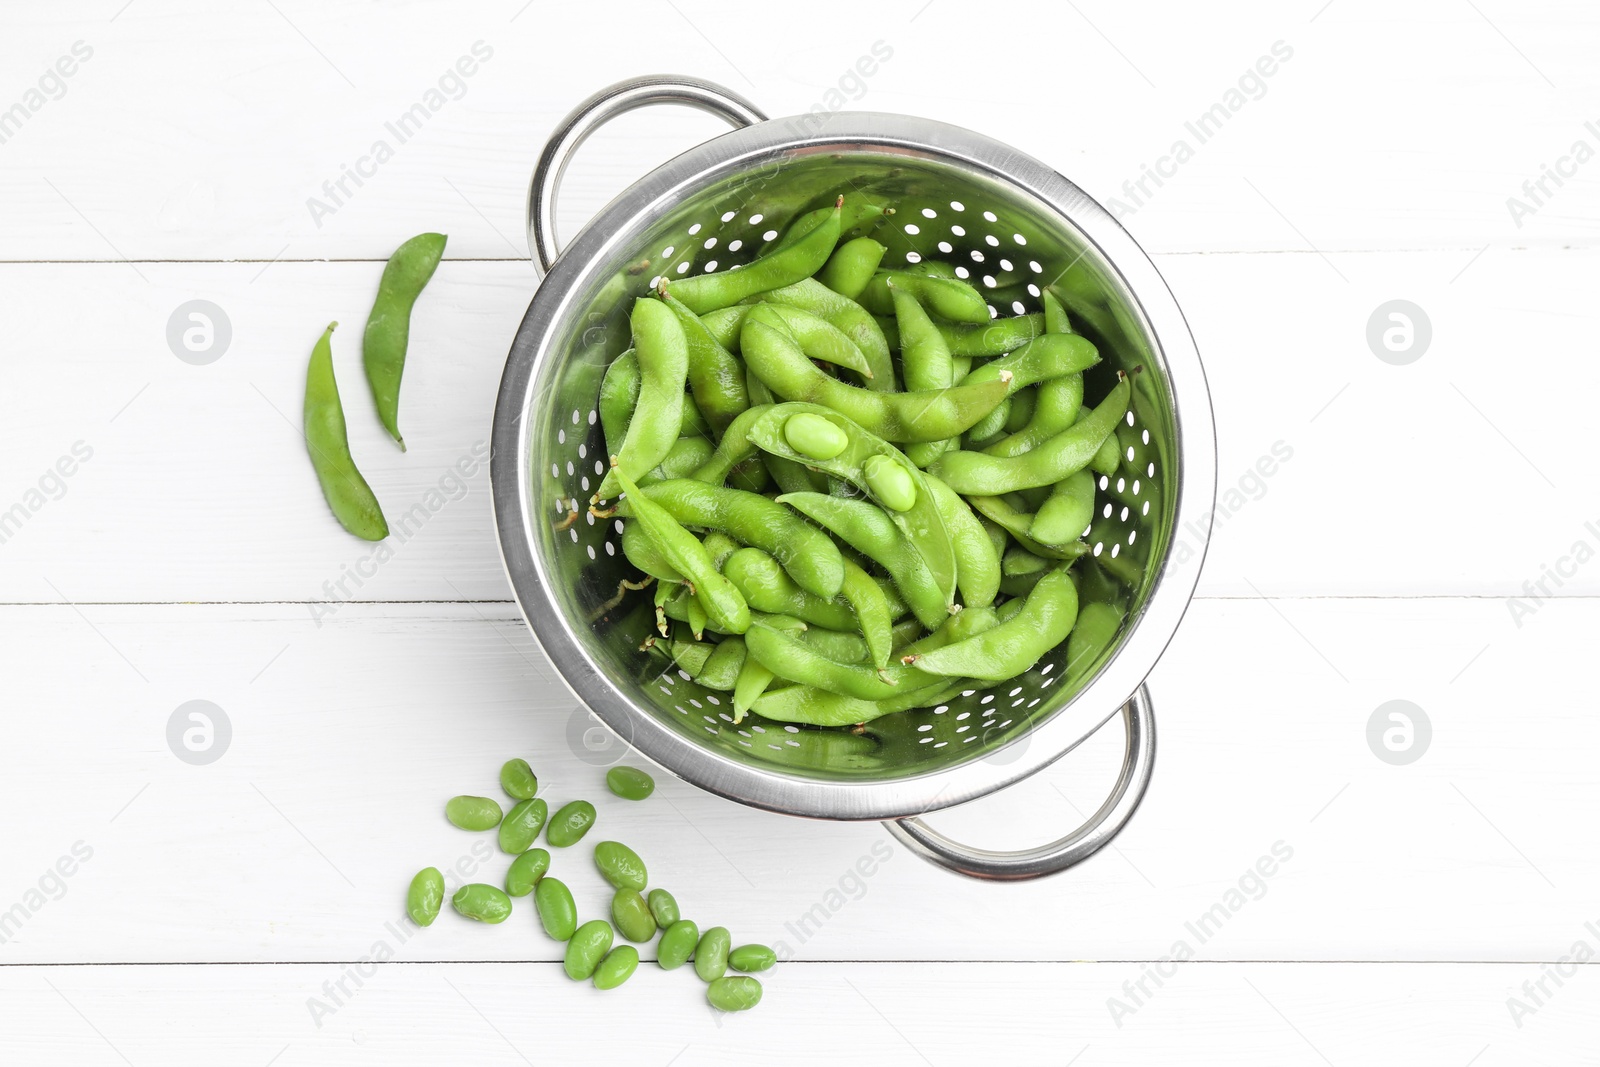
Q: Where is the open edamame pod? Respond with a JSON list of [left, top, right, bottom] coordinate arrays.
[[745, 403, 956, 601], [304, 322, 389, 541], [363, 232, 446, 451]]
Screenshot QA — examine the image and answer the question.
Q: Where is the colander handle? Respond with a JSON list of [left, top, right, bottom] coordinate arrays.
[[883, 685, 1156, 881], [527, 75, 768, 277]]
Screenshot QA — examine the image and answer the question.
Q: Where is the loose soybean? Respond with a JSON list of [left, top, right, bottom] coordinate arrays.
[[564, 920, 614, 981], [605, 765, 655, 800], [545, 800, 597, 847], [498, 798, 548, 854], [445, 795, 503, 831], [694, 926, 732, 982], [451, 883, 512, 924], [593, 841, 648, 891], [406, 867, 444, 927]]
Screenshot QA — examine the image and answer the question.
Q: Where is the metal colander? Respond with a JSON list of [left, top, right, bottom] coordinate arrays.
[[492, 76, 1216, 880]]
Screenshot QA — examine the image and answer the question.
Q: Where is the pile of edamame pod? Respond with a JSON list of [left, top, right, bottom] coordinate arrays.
[[591, 194, 1131, 728], [408, 760, 770, 1010]]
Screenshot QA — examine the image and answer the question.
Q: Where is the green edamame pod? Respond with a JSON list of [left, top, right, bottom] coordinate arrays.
[[959, 333, 1100, 395], [362, 232, 446, 450], [892, 283, 957, 469], [660, 289, 749, 435], [794, 625, 872, 663], [615, 478, 843, 601], [776, 491, 951, 630], [648, 889, 680, 927], [605, 766, 655, 801], [745, 621, 903, 700], [1006, 386, 1037, 433], [595, 300, 690, 500], [732, 653, 775, 724], [966, 397, 1011, 447], [922, 473, 1001, 609], [498, 798, 548, 853], [505, 848, 550, 897], [728, 944, 777, 972], [534, 876, 578, 940], [818, 236, 886, 300], [610, 466, 752, 634], [839, 556, 894, 668], [1090, 422, 1122, 475], [707, 976, 763, 1012], [694, 635, 747, 691], [722, 548, 856, 631], [932, 377, 1131, 494], [1002, 545, 1051, 578], [406, 867, 445, 926], [638, 436, 716, 487], [695, 926, 732, 982], [622, 521, 685, 583], [499, 758, 538, 800], [688, 403, 773, 485], [1065, 600, 1125, 680], [445, 795, 502, 831], [905, 567, 1079, 681], [1043, 289, 1074, 334], [598, 349, 640, 457], [304, 322, 388, 541], [670, 198, 842, 314], [658, 919, 700, 970], [593, 840, 648, 891], [745, 403, 955, 602], [741, 315, 1010, 442], [754, 278, 895, 390], [760, 304, 877, 381], [451, 883, 512, 924], [876, 312, 1046, 357], [858, 271, 991, 323], [964, 493, 1090, 562], [612, 888, 658, 942], [545, 800, 597, 848], [1030, 468, 1097, 546], [985, 373, 1084, 458], [750, 677, 964, 727], [594, 945, 639, 990], [564, 919, 614, 980]]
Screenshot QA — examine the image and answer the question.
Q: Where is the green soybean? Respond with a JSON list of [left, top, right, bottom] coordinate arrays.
[[695, 926, 732, 982], [728, 944, 777, 972], [863, 454, 918, 511], [545, 800, 597, 847], [612, 888, 658, 943], [647, 889, 680, 927], [658, 919, 700, 970], [784, 411, 849, 460], [406, 867, 444, 927], [707, 975, 764, 1012], [445, 795, 502, 831], [451, 883, 511, 924], [605, 765, 655, 801], [504, 848, 550, 897], [534, 876, 578, 940], [669, 198, 842, 314], [593, 840, 648, 891], [362, 232, 446, 450], [594, 299, 690, 500], [564, 919, 614, 981], [499, 758, 538, 800], [498, 798, 548, 854], [593, 945, 640, 990]]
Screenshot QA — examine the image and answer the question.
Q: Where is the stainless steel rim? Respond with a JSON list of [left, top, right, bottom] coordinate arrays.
[[492, 106, 1216, 823]]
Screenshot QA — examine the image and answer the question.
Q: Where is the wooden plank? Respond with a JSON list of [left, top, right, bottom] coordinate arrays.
[[0, 598, 1591, 964], [2, 249, 1594, 602], [1, 1, 1598, 261], [3, 961, 1594, 1064]]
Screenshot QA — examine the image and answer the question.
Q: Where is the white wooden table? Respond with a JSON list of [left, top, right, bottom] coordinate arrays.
[[4, 1, 1597, 1062]]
